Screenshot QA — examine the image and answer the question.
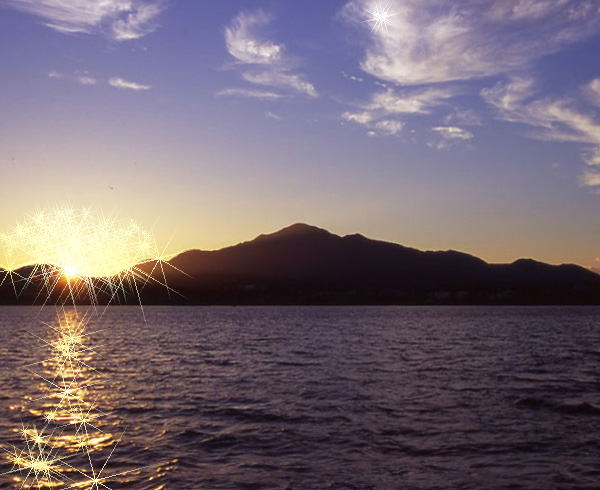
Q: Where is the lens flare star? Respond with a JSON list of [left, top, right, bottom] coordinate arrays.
[[0, 208, 174, 488], [1, 310, 160, 488], [364, 2, 398, 33], [0, 207, 155, 278], [0, 206, 181, 309]]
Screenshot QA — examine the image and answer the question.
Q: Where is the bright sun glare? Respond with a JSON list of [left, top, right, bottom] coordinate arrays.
[[0, 207, 157, 278], [62, 265, 78, 279], [0, 206, 177, 307]]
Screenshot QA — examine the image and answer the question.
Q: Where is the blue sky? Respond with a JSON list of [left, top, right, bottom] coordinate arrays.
[[1, 0, 600, 268]]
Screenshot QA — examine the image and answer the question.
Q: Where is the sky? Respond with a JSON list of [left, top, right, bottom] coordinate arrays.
[[1, 0, 600, 269]]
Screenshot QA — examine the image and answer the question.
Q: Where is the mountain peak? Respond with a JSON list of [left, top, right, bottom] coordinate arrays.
[[254, 223, 333, 242]]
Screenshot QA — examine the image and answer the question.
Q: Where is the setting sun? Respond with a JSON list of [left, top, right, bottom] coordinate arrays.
[[0, 207, 158, 278], [62, 265, 78, 279]]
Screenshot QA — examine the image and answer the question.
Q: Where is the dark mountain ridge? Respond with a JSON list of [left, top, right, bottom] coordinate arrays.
[[2, 223, 599, 305]]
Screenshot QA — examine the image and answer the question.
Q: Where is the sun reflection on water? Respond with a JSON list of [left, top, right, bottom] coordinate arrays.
[[0, 310, 149, 489]]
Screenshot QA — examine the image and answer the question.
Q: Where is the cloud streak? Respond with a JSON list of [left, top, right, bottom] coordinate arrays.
[[242, 71, 317, 98], [108, 77, 151, 91], [223, 10, 317, 99], [7, 0, 163, 40], [482, 75, 600, 188], [216, 88, 283, 99], [48, 70, 96, 85], [344, 0, 600, 85], [342, 86, 457, 136], [225, 11, 283, 65], [431, 126, 474, 148]]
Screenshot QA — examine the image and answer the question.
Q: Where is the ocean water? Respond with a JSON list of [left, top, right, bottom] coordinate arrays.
[[0, 306, 599, 489]]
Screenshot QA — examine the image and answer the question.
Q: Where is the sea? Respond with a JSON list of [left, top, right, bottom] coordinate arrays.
[[0, 306, 599, 489]]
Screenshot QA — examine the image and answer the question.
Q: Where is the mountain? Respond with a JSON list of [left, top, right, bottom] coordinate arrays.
[[143, 223, 600, 304], [2, 223, 599, 305]]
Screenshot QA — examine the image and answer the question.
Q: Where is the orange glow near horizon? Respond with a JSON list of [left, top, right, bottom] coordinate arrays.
[[62, 265, 79, 280], [0, 206, 180, 308], [0, 207, 158, 277]]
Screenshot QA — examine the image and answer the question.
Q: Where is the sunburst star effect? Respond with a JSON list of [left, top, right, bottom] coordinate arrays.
[[2, 310, 161, 489], [364, 2, 398, 33], [0, 206, 182, 308], [0, 206, 177, 488]]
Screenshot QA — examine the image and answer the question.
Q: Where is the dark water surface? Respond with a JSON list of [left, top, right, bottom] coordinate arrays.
[[0, 306, 599, 489]]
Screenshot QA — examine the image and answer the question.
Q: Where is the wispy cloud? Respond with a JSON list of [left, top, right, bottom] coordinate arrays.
[[223, 10, 317, 99], [108, 77, 151, 91], [371, 119, 404, 136], [342, 86, 456, 136], [7, 0, 163, 40], [482, 75, 600, 187], [216, 88, 283, 100], [581, 169, 600, 187], [431, 126, 474, 149], [48, 70, 96, 85], [338, 0, 600, 160], [343, 0, 600, 85], [77, 74, 96, 85], [265, 111, 282, 120], [342, 72, 364, 83], [583, 147, 600, 167], [225, 11, 283, 65], [481, 76, 537, 119], [482, 76, 600, 144], [584, 78, 600, 107], [112, 2, 162, 40], [242, 71, 317, 98], [342, 111, 374, 125], [444, 108, 483, 127]]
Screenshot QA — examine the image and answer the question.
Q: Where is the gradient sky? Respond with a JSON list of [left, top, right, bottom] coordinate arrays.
[[1, 0, 600, 268]]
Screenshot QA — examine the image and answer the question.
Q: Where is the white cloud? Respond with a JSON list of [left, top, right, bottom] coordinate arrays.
[[481, 76, 537, 117], [265, 111, 282, 120], [488, 0, 570, 21], [343, 0, 600, 85], [109, 77, 151, 91], [112, 2, 162, 41], [484, 78, 600, 144], [430, 126, 474, 149], [585, 78, 600, 107], [581, 168, 600, 187], [342, 86, 456, 136], [342, 72, 364, 83], [343, 112, 404, 136], [216, 88, 283, 99], [77, 74, 96, 85], [7, 0, 163, 40], [242, 71, 317, 98], [223, 10, 317, 99], [374, 119, 404, 135], [342, 111, 374, 125], [369, 87, 457, 115], [48, 70, 96, 85], [583, 147, 600, 166], [433, 126, 474, 140], [482, 76, 600, 187], [225, 11, 283, 65]]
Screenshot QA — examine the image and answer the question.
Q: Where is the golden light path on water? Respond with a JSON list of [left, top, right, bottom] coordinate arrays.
[[0, 207, 177, 488], [0, 310, 151, 488]]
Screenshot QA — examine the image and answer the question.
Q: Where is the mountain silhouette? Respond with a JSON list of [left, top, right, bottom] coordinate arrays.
[[145, 223, 600, 304], [2, 223, 599, 304]]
